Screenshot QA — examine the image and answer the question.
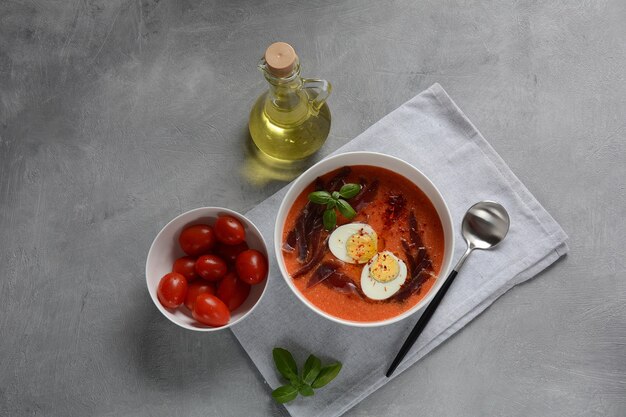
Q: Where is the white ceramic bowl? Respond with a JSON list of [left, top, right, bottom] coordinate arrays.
[[274, 152, 455, 327], [146, 207, 269, 331]]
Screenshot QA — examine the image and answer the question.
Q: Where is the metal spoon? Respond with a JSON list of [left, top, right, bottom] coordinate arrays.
[[385, 201, 510, 377]]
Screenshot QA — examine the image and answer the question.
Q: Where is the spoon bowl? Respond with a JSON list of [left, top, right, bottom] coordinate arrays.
[[463, 201, 510, 250]]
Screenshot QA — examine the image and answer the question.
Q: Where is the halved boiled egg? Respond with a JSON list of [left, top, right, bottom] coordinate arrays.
[[361, 251, 408, 300], [328, 223, 378, 264]]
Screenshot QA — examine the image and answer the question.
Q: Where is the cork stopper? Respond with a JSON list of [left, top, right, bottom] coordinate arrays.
[[264, 42, 298, 77]]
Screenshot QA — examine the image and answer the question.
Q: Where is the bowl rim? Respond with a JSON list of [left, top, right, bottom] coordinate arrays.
[[274, 151, 455, 327], [145, 206, 269, 332]]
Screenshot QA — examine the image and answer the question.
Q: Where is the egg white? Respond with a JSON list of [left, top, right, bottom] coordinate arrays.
[[328, 223, 377, 264], [360, 251, 408, 300]]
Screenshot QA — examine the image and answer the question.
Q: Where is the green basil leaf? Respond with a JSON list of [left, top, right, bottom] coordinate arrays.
[[311, 362, 342, 389], [331, 191, 341, 200], [272, 385, 298, 403], [293, 378, 305, 390], [323, 209, 336, 231], [302, 354, 322, 385], [308, 191, 332, 205], [339, 183, 361, 199], [336, 199, 356, 219], [273, 348, 298, 383], [298, 384, 315, 397], [326, 199, 336, 210]]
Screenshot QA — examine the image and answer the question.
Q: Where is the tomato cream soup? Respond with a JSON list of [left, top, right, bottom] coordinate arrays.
[[282, 165, 444, 322]]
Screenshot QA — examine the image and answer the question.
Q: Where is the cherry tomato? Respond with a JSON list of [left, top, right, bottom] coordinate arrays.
[[192, 294, 230, 327], [195, 254, 227, 281], [179, 224, 215, 256], [217, 272, 251, 311], [235, 249, 268, 285], [184, 281, 215, 310], [172, 256, 199, 281], [214, 215, 246, 245], [215, 241, 249, 264], [157, 272, 188, 309]]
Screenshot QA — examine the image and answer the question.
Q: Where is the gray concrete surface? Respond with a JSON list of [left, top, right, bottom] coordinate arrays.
[[1, 0, 625, 416]]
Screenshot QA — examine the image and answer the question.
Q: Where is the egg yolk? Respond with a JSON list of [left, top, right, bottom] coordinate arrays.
[[369, 253, 399, 283], [346, 232, 377, 263]]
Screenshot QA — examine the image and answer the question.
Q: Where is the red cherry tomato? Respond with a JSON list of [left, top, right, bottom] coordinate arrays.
[[216, 241, 249, 264], [214, 215, 246, 245], [157, 272, 188, 309], [217, 272, 251, 311], [179, 224, 215, 256], [192, 294, 230, 327], [235, 249, 268, 285], [184, 281, 215, 310], [172, 256, 198, 281], [195, 254, 227, 281]]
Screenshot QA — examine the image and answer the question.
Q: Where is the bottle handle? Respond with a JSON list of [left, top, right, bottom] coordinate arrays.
[[302, 78, 332, 116]]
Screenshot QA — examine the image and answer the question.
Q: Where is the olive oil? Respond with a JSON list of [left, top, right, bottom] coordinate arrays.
[[249, 42, 332, 161], [249, 94, 331, 161]]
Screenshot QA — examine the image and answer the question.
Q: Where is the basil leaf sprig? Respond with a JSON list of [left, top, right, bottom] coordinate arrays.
[[271, 347, 343, 404], [308, 183, 362, 231]]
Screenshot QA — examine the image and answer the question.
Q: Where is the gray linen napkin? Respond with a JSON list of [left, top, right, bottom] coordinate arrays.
[[232, 83, 569, 417]]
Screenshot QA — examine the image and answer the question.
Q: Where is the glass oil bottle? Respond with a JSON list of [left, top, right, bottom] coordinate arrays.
[[249, 42, 332, 161]]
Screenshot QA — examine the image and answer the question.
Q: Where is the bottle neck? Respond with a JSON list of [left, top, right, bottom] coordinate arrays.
[[260, 61, 310, 124], [264, 66, 304, 108]]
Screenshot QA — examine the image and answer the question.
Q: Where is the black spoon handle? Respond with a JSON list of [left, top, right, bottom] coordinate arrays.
[[385, 269, 459, 378]]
